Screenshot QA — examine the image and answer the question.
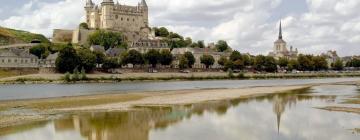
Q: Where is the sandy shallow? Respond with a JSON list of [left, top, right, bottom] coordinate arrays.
[[0, 85, 309, 128], [1, 80, 359, 129]]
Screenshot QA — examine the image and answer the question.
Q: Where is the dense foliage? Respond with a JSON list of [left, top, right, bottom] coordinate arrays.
[[122, 50, 144, 66], [200, 54, 215, 68], [55, 46, 80, 73], [88, 30, 124, 50], [144, 49, 161, 67], [215, 40, 229, 52], [159, 50, 173, 66], [77, 49, 97, 72]]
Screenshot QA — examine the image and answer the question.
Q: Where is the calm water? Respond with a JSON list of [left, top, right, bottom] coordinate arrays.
[[0, 85, 359, 140], [0, 78, 360, 101]]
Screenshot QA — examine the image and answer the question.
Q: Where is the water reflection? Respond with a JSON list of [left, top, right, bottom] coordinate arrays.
[[1, 86, 359, 140]]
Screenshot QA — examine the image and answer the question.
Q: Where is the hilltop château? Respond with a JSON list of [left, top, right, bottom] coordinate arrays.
[[269, 22, 298, 59], [53, 0, 154, 46], [85, 0, 149, 33]]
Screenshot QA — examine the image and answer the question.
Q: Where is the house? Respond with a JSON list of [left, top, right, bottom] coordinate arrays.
[[105, 47, 126, 57], [0, 48, 39, 68], [42, 53, 59, 68], [129, 38, 170, 54], [90, 45, 105, 53]]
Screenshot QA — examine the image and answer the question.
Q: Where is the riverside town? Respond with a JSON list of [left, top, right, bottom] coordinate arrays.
[[0, 0, 359, 140]]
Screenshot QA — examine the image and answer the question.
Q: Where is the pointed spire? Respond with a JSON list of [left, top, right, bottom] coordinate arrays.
[[85, 0, 94, 7], [141, 0, 148, 7], [279, 21, 283, 40]]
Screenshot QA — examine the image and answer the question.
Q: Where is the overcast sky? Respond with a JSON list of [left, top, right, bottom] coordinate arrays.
[[0, 0, 359, 56]]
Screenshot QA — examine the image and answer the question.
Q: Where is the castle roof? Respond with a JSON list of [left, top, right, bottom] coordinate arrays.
[[141, 0, 148, 7]]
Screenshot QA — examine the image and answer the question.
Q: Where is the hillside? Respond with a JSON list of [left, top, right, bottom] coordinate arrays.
[[0, 26, 49, 45]]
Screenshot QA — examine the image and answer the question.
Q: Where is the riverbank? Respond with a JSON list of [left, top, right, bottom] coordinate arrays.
[[1, 72, 360, 84], [0, 85, 310, 128]]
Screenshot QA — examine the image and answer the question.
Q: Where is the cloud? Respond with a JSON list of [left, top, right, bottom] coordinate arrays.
[[0, 0, 359, 56]]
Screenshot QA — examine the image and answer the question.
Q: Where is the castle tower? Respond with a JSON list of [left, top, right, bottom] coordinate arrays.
[[101, 0, 115, 29], [140, 0, 149, 27], [85, 0, 94, 24]]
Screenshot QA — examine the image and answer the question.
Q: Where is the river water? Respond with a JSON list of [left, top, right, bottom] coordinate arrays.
[[0, 80, 359, 140], [0, 78, 359, 101]]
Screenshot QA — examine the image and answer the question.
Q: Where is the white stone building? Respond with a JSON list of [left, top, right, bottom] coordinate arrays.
[[0, 48, 39, 68], [129, 38, 170, 54], [269, 22, 298, 59]]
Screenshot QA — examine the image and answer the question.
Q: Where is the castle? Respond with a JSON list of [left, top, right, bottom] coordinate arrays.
[[53, 0, 153, 45], [268, 22, 298, 59], [85, 0, 149, 33]]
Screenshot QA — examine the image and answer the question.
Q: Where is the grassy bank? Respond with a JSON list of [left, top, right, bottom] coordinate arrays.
[[0, 72, 360, 84]]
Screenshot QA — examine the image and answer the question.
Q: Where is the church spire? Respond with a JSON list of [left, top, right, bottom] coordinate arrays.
[[279, 21, 283, 40], [85, 0, 94, 7]]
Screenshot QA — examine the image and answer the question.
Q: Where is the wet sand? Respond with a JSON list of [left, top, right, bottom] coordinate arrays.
[[0, 85, 309, 128]]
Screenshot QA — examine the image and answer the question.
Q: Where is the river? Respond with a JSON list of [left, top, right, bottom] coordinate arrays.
[[0, 78, 359, 101]]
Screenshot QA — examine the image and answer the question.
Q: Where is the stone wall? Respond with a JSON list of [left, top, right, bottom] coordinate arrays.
[[0, 67, 39, 74], [52, 29, 74, 43]]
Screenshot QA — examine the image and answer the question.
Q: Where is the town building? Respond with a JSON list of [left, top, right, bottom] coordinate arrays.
[[0, 48, 39, 68], [105, 47, 126, 57], [129, 38, 170, 54], [269, 22, 298, 59], [321, 50, 340, 67], [171, 48, 230, 69], [41, 53, 59, 68], [90, 45, 106, 53]]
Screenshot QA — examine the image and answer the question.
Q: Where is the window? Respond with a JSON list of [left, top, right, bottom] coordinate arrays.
[[8, 59, 11, 63], [127, 18, 129, 21], [133, 18, 135, 22], [121, 17, 123, 21], [115, 15, 118, 19], [1, 59, 3, 63], [14, 59, 17, 63]]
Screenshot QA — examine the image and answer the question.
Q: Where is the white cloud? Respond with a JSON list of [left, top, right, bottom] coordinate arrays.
[[0, 0, 359, 56]]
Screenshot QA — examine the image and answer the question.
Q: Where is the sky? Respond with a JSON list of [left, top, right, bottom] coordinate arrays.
[[0, 0, 359, 56]]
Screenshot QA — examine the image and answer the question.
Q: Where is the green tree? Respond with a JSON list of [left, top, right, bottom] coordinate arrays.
[[224, 61, 234, 71], [30, 44, 48, 59], [144, 49, 160, 68], [159, 50, 173, 66], [215, 40, 229, 52], [184, 52, 195, 68], [332, 59, 344, 70], [313, 56, 328, 71], [87, 30, 124, 50], [77, 49, 97, 72], [102, 58, 120, 70], [55, 45, 80, 73], [200, 54, 215, 68], [122, 50, 144, 66], [277, 57, 289, 68], [264, 56, 277, 72], [197, 40, 205, 48], [179, 55, 189, 69], [253, 55, 266, 71], [79, 23, 89, 30], [230, 51, 242, 61], [154, 27, 169, 37], [297, 54, 314, 71], [184, 37, 192, 46], [218, 56, 228, 66], [287, 59, 300, 71], [233, 59, 245, 70]]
